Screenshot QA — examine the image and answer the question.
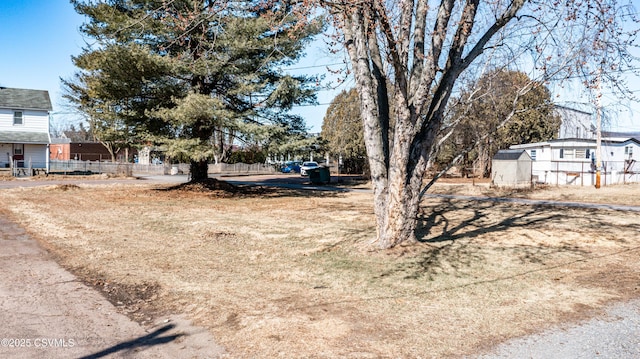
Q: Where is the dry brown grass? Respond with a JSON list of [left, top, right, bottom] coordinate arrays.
[[428, 180, 640, 205], [1, 181, 639, 358]]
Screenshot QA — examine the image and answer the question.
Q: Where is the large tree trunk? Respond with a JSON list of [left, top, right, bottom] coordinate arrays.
[[344, 10, 426, 249], [339, 0, 525, 249], [190, 159, 209, 181], [374, 179, 422, 248]]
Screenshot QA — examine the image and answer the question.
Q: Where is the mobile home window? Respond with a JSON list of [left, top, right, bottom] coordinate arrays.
[[530, 150, 537, 161], [13, 111, 23, 125], [566, 149, 575, 159]]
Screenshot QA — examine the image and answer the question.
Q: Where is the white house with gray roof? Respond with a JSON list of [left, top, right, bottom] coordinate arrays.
[[0, 87, 52, 173]]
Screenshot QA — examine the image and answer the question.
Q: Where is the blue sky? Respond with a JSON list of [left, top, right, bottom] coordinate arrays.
[[0, 1, 637, 134], [0, 0, 347, 133], [0, 1, 86, 124]]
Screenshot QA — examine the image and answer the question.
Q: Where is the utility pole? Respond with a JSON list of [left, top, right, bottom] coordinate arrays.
[[595, 69, 602, 189], [595, 27, 607, 189]]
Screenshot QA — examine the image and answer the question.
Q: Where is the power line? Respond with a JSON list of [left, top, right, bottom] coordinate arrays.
[[293, 102, 332, 107], [284, 62, 345, 71]]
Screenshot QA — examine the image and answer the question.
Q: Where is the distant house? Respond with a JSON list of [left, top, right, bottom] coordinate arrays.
[[554, 105, 594, 139], [510, 137, 640, 186], [491, 103, 640, 186], [50, 141, 110, 161], [491, 149, 532, 187], [49, 137, 71, 160], [0, 87, 52, 172], [49, 139, 137, 162]]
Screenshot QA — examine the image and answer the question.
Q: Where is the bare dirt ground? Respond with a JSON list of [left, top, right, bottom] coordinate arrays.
[[0, 210, 224, 359], [0, 179, 639, 358]]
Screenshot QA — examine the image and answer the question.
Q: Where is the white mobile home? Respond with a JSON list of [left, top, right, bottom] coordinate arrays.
[[510, 137, 640, 186]]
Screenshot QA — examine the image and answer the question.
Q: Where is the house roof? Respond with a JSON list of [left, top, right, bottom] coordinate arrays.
[[493, 149, 530, 161], [511, 137, 640, 150], [602, 131, 640, 141], [510, 141, 550, 149], [50, 137, 72, 144], [0, 87, 52, 111], [0, 131, 50, 144], [554, 104, 592, 116], [617, 137, 640, 146]]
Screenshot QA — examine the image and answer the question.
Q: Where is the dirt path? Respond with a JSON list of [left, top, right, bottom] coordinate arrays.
[[0, 214, 225, 359]]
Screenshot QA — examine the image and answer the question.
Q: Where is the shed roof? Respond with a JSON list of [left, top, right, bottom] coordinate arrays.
[[511, 137, 640, 150], [0, 87, 52, 111], [493, 149, 530, 161]]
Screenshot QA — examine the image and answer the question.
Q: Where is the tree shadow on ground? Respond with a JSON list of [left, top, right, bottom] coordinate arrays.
[[234, 174, 366, 186], [153, 178, 345, 199], [380, 199, 597, 281], [78, 324, 181, 359], [416, 199, 561, 243]]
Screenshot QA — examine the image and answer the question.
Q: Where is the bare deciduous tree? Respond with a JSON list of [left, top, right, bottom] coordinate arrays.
[[316, 0, 639, 248]]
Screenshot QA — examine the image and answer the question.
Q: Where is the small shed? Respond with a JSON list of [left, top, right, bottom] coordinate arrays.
[[491, 149, 532, 187]]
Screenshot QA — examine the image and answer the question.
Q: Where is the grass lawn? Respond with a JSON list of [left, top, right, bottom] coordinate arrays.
[[1, 181, 639, 358]]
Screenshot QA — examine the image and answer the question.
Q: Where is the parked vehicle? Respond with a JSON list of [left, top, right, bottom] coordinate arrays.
[[281, 161, 301, 173], [300, 161, 319, 176]]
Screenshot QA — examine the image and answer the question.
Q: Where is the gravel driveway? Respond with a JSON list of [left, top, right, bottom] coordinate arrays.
[[472, 298, 640, 358]]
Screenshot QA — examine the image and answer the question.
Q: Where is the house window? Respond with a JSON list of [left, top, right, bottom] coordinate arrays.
[[560, 148, 586, 160], [530, 149, 537, 161], [625, 146, 633, 159], [13, 111, 23, 125], [575, 149, 586, 159], [567, 149, 575, 159]]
